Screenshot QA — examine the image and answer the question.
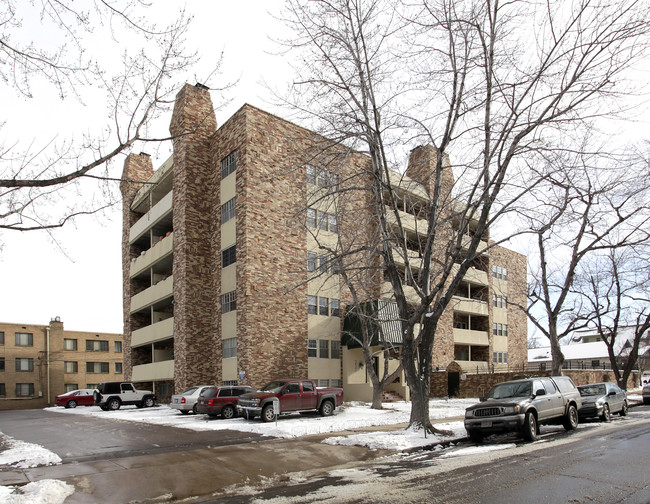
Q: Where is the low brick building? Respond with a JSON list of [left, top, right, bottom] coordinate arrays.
[[120, 83, 527, 402], [0, 319, 124, 410]]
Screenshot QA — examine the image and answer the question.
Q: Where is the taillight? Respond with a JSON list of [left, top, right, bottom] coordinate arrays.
[[181, 397, 186, 404], [208, 399, 214, 406]]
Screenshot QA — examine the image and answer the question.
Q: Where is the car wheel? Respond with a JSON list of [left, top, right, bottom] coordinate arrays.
[[468, 431, 483, 443], [644, 397, 650, 405], [522, 411, 538, 441], [600, 403, 611, 422], [620, 400, 628, 416], [192, 404, 198, 415], [221, 405, 236, 420], [100, 405, 109, 411], [143, 397, 155, 408], [107, 398, 121, 411], [319, 400, 334, 417], [262, 404, 276, 423], [563, 404, 579, 431], [66, 400, 77, 409]]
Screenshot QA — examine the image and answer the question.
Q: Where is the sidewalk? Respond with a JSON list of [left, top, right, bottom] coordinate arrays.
[[0, 416, 466, 503]]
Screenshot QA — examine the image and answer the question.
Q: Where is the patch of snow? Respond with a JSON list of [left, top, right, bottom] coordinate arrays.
[[0, 479, 74, 504], [438, 443, 516, 458], [0, 434, 62, 468]]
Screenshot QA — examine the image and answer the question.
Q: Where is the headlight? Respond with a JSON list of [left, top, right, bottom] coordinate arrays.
[[465, 410, 474, 418], [502, 405, 520, 415], [596, 399, 604, 406]]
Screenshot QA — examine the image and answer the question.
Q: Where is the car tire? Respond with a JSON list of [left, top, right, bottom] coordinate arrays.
[[600, 403, 611, 422], [100, 405, 109, 411], [563, 404, 579, 431], [319, 400, 334, 417], [143, 397, 155, 408], [221, 405, 236, 420], [180, 410, 189, 415], [620, 400, 628, 416], [262, 404, 276, 423], [66, 400, 77, 409], [192, 404, 198, 415], [468, 431, 483, 443], [522, 411, 538, 441], [107, 398, 121, 411], [644, 397, 650, 406]]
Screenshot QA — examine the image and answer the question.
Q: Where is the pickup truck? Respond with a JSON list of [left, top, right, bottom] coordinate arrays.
[[237, 379, 344, 422], [464, 376, 582, 442]]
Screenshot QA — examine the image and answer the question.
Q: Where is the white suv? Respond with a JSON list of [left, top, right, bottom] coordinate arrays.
[[94, 381, 156, 410]]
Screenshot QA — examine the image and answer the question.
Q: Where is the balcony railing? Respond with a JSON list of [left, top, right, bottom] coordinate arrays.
[[129, 190, 173, 244], [130, 275, 173, 313], [131, 360, 174, 381], [131, 317, 174, 348], [130, 232, 173, 279]]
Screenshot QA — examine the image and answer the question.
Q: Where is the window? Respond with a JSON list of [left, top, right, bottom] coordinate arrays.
[[64, 361, 78, 373], [0, 358, 4, 371], [329, 214, 338, 233], [15, 383, 34, 396], [222, 245, 236, 268], [114, 341, 122, 353], [0, 383, 5, 396], [221, 196, 236, 224], [223, 338, 237, 359], [330, 299, 340, 317], [86, 362, 109, 374], [493, 352, 498, 363], [503, 324, 508, 337], [306, 208, 317, 228], [308, 296, 318, 315], [319, 379, 329, 387], [306, 165, 338, 190], [320, 340, 329, 358], [493, 323, 506, 336], [319, 254, 329, 274], [65, 384, 78, 393], [306, 164, 317, 185], [86, 340, 109, 352], [308, 339, 317, 357], [331, 341, 341, 359], [319, 297, 329, 316], [15, 332, 33, 346], [0, 331, 4, 345], [86, 383, 98, 389], [307, 252, 317, 272], [64, 338, 77, 351], [492, 265, 508, 280], [221, 291, 237, 313], [504, 352, 508, 363], [318, 211, 328, 231], [493, 295, 507, 308], [115, 362, 123, 374], [221, 151, 236, 179], [331, 379, 341, 387], [15, 358, 34, 371], [302, 381, 314, 393]]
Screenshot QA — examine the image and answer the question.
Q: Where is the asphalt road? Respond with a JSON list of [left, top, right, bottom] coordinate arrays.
[[213, 406, 650, 504], [0, 407, 264, 462]]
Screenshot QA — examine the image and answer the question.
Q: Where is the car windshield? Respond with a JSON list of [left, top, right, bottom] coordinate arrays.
[[579, 384, 606, 396], [260, 381, 287, 393], [487, 382, 532, 399], [182, 387, 199, 395]]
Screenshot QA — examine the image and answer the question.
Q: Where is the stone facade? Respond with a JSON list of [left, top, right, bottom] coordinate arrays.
[[0, 319, 124, 410]]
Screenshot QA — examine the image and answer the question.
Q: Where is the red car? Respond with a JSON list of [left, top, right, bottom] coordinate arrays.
[[196, 385, 256, 419], [55, 389, 97, 408]]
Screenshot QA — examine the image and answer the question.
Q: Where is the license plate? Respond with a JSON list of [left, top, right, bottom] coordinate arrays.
[[481, 420, 492, 428]]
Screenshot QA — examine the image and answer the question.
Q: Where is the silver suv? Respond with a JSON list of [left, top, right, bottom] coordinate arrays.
[[464, 376, 582, 442]]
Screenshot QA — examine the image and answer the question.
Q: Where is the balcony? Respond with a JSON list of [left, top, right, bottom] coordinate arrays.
[[455, 360, 490, 374], [386, 209, 426, 238], [381, 282, 420, 305], [129, 190, 173, 244], [131, 360, 174, 382], [132, 318, 174, 348], [451, 263, 488, 286], [453, 328, 489, 346], [450, 296, 489, 316], [130, 276, 173, 314], [460, 233, 487, 253], [130, 232, 174, 279], [391, 245, 423, 271]]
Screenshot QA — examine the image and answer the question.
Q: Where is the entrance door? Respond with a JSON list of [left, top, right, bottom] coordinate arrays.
[[448, 372, 460, 397]]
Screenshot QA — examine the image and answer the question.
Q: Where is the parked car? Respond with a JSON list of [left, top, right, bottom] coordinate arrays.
[[643, 383, 650, 405], [55, 389, 97, 408], [94, 381, 156, 411], [195, 385, 257, 419], [170, 385, 214, 414], [238, 379, 344, 422], [577, 382, 628, 422], [464, 376, 582, 442]]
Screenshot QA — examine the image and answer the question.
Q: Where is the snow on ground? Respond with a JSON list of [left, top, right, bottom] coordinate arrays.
[[0, 480, 74, 504], [45, 398, 475, 440], [0, 434, 62, 469]]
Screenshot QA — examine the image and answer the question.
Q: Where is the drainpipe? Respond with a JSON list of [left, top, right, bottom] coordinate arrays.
[[47, 326, 51, 404]]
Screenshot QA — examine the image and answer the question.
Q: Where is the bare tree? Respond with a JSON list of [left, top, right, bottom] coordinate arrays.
[[280, 0, 650, 432], [0, 1, 225, 233], [572, 248, 650, 389]]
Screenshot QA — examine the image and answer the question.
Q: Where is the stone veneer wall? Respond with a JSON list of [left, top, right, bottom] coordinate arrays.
[[169, 83, 218, 392], [120, 153, 154, 379]]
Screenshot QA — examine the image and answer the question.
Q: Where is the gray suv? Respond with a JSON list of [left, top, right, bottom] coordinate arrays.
[[464, 376, 582, 442]]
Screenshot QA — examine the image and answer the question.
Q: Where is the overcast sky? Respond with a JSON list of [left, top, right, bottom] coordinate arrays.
[[0, 2, 287, 333]]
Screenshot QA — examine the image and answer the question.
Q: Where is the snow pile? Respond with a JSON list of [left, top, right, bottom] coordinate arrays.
[[0, 480, 74, 504], [46, 397, 476, 441], [0, 435, 62, 468]]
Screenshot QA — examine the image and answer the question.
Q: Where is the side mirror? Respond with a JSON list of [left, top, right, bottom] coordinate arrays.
[[479, 396, 486, 402], [535, 389, 546, 396]]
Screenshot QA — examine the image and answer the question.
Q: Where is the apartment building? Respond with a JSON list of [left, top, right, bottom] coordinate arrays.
[[120, 83, 527, 402], [0, 318, 124, 410]]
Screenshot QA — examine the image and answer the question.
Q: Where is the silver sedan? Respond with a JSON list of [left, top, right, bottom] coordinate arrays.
[[578, 382, 628, 422], [170, 385, 213, 414]]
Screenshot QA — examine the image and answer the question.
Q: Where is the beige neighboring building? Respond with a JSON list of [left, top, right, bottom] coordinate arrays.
[[120, 83, 527, 403], [0, 318, 124, 410]]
